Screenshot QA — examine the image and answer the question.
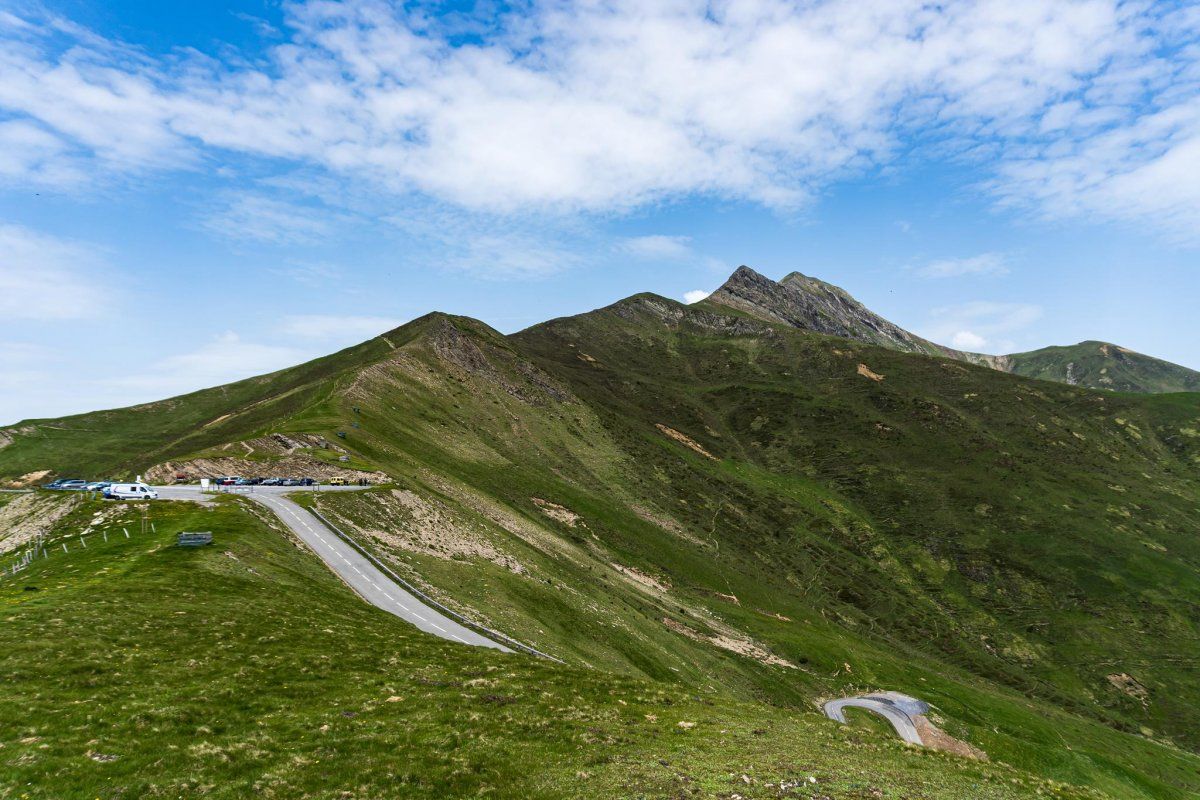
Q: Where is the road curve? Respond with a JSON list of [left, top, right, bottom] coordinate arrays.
[[156, 485, 510, 652], [823, 694, 925, 746]]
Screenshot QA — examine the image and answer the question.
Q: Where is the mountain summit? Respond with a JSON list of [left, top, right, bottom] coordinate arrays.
[[704, 266, 1199, 393], [706, 265, 980, 362]]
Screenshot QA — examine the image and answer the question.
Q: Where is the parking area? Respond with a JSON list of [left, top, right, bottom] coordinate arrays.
[[40, 474, 373, 499]]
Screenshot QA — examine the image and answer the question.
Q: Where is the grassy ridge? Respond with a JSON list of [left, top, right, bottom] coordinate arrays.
[[1006, 342, 1200, 394], [0, 497, 1098, 800]]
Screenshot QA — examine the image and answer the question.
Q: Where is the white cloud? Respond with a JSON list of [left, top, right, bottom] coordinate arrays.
[[0, 1, 1194, 238], [950, 330, 988, 349], [917, 253, 1009, 279], [922, 301, 1044, 354], [0, 223, 113, 320], [683, 289, 712, 304], [279, 314, 401, 342], [387, 206, 586, 279], [619, 235, 693, 260], [200, 193, 345, 244], [105, 332, 305, 397]]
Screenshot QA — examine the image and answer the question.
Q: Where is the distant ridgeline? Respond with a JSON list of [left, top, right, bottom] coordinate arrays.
[[703, 265, 1200, 394]]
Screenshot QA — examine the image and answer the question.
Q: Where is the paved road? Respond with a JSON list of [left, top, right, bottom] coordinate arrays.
[[822, 692, 927, 746], [156, 485, 510, 652]]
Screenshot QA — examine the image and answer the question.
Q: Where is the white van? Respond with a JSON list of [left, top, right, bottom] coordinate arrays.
[[107, 482, 159, 500]]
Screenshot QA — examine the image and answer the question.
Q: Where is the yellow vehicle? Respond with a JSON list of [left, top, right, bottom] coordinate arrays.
[[329, 477, 348, 486]]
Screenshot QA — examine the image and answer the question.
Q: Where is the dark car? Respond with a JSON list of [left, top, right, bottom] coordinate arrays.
[[299, 478, 316, 486]]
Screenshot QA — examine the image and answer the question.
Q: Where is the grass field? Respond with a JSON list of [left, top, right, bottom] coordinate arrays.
[[0, 497, 1113, 799]]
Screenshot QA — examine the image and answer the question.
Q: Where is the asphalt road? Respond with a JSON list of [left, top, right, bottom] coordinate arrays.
[[156, 485, 510, 652], [822, 692, 927, 746]]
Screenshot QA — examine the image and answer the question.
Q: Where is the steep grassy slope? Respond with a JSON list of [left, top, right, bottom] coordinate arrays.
[[513, 295, 1200, 748], [275, 309, 1200, 798], [1, 497, 1100, 800], [0, 324, 410, 481], [1005, 341, 1200, 394]]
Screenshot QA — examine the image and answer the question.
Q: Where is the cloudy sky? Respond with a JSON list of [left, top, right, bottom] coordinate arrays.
[[1, 0, 1198, 423]]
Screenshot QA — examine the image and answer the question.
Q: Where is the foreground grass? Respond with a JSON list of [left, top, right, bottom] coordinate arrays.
[[1, 497, 1100, 799]]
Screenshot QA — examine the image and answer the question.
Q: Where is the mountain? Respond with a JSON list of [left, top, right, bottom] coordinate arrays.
[[1004, 341, 1200, 394], [703, 265, 1198, 393], [3, 274, 1200, 798], [704, 265, 976, 360]]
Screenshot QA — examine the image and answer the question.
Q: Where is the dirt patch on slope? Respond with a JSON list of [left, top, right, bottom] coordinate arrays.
[[146, 455, 384, 484], [913, 716, 988, 760], [612, 563, 671, 594], [857, 363, 885, 382], [0, 493, 76, 555], [2, 470, 51, 489], [532, 497, 581, 527], [661, 616, 796, 669], [655, 424, 717, 460], [325, 489, 525, 575], [1107, 672, 1149, 703], [422, 472, 583, 564]]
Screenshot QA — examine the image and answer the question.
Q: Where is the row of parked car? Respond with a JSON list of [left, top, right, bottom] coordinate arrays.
[[205, 474, 360, 489], [209, 476, 333, 486], [43, 479, 158, 499]]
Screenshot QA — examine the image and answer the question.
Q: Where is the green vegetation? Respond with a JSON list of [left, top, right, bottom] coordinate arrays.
[[1006, 341, 1200, 394], [1, 498, 1095, 799], [2, 283, 1199, 798]]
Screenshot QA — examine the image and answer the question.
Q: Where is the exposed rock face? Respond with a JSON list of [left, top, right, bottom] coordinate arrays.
[[427, 316, 573, 405], [0, 493, 76, 555], [708, 266, 962, 358], [146, 456, 386, 484], [706, 266, 1019, 372]]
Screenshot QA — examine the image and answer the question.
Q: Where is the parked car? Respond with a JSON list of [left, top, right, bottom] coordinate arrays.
[[262, 477, 281, 486], [43, 479, 69, 489], [106, 482, 158, 500], [84, 481, 112, 492], [299, 478, 316, 486], [217, 476, 241, 486], [329, 477, 348, 486], [59, 480, 89, 491]]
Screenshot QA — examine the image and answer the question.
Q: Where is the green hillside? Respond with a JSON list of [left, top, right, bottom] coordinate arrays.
[[6, 496, 1103, 799], [1004, 341, 1200, 394], [2, 294, 1199, 798]]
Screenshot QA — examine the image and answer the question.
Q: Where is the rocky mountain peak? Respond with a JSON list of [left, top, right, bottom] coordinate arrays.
[[707, 266, 958, 358]]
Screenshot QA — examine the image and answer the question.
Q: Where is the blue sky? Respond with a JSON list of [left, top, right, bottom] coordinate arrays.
[[1, 0, 1198, 424]]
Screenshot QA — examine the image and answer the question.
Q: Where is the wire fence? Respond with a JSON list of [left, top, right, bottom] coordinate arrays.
[[1, 515, 154, 583]]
